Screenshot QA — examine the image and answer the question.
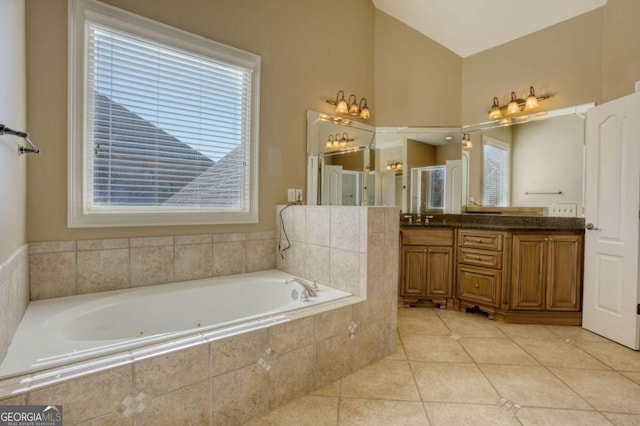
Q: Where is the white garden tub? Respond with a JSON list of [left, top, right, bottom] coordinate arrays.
[[0, 270, 351, 380]]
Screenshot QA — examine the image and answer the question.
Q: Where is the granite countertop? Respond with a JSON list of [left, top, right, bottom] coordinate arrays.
[[400, 214, 585, 231]]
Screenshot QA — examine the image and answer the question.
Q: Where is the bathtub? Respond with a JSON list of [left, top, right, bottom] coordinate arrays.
[[0, 270, 352, 383]]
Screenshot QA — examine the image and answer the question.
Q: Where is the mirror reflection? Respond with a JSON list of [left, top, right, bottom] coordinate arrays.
[[462, 103, 591, 216], [307, 110, 462, 210]]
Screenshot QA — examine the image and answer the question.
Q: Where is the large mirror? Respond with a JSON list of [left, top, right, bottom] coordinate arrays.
[[462, 103, 592, 217], [307, 110, 462, 210]]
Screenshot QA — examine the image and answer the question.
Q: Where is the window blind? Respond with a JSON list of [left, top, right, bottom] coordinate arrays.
[[85, 23, 253, 212], [482, 138, 510, 207]]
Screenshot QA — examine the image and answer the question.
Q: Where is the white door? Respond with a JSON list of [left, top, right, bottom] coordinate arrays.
[[445, 159, 462, 214], [583, 92, 640, 350], [322, 165, 342, 205]]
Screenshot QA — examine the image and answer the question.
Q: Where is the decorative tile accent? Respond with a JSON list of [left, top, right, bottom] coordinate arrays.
[[257, 347, 275, 372], [119, 392, 149, 418], [497, 398, 521, 413], [348, 320, 358, 340]]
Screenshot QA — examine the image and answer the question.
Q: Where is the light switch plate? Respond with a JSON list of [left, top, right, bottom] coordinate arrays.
[[287, 188, 295, 202], [549, 203, 577, 217]]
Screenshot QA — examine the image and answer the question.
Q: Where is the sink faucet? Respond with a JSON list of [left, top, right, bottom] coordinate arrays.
[[285, 277, 318, 297], [425, 215, 434, 224]]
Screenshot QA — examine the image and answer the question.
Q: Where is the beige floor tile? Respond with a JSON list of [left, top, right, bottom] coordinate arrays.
[[424, 402, 521, 426], [494, 323, 560, 340], [397, 315, 450, 336], [601, 412, 640, 425], [411, 362, 500, 404], [513, 337, 610, 370], [341, 359, 420, 401], [480, 364, 591, 410], [434, 312, 506, 338], [339, 398, 428, 425], [550, 368, 640, 414], [516, 407, 613, 426], [384, 336, 408, 360], [402, 335, 472, 363], [546, 326, 612, 343], [245, 396, 338, 426], [458, 337, 538, 366], [621, 371, 640, 386], [575, 342, 640, 372], [312, 381, 341, 397]]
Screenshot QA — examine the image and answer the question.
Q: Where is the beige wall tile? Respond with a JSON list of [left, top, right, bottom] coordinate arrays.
[[212, 233, 247, 243], [330, 207, 360, 252], [211, 364, 268, 426], [134, 344, 209, 397], [306, 207, 330, 247], [269, 317, 315, 354], [353, 296, 385, 326], [0, 393, 27, 405], [135, 380, 209, 426], [367, 208, 385, 234], [130, 236, 174, 248], [329, 248, 359, 293], [28, 366, 133, 426], [130, 246, 174, 287], [77, 249, 130, 294], [77, 412, 133, 426], [77, 238, 129, 251], [29, 240, 76, 254], [305, 244, 330, 285], [174, 243, 213, 281], [292, 207, 306, 242], [210, 329, 268, 377], [269, 344, 315, 409], [213, 241, 246, 276], [246, 239, 275, 273], [366, 232, 385, 279], [29, 252, 76, 300], [275, 241, 306, 278], [316, 333, 352, 388], [384, 207, 400, 233], [352, 319, 385, 371], [174, 234, 212, 245], [247, 230, 275, 241], [315, 305, 352, 341]]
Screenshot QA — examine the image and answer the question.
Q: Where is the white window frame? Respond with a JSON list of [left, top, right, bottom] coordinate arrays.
[[481, 136, 511, 207], [68, 0, 260, 227]]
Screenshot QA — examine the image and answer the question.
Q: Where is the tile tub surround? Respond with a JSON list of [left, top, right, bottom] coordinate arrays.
[[0, 245, 29, 365], [28, 231, 276, 300], [0, 206, 400, 425]]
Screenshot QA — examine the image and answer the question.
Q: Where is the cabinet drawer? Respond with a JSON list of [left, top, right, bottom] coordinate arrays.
[[402, 229, 453, 246], [457, 265, 501, 307], [458, 247, 502, 268], [458, 230, 503, 250]]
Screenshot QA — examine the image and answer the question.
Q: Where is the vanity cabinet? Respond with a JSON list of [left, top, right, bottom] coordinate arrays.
[[456, 229, 509, 311], [511, 232, 583, 312], [399, 229, 454, 307]]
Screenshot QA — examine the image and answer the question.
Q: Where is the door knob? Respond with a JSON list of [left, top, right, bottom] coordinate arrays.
[[585, 223, 600, 230]]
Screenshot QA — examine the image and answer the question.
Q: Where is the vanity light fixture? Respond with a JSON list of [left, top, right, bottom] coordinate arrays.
[[488, 86, 549, 120], [326, 90, 371, 120], [386, 160, 403, 171], [325, 132, 354, 150], [462, 133, 473, 150]]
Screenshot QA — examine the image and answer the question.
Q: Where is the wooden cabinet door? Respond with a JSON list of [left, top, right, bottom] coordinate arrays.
[[546, 235, 583, 311], [425, 246, 453, 298], [457, 265, 501, 307], [401, 246, 427, 297], [511, 234, 546, 311]]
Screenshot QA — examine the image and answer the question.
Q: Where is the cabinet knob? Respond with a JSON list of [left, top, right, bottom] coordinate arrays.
[[474, 283, 480, 288], [476, 239, 481, 243], [475, 256, 481, 260], [428, 249, 432, 252]]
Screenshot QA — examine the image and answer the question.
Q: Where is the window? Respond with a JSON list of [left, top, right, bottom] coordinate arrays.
[[482, 137, 510, 207], [68, 0, 260, 227], [409, 166, 445, 211]]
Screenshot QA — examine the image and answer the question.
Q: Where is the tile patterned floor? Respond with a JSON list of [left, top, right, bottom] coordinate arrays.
[[246, 307, 640, 425]]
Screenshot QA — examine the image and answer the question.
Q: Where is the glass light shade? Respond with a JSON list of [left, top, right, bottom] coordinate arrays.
[[359, 106, 370, 120], [507, 92, 519, 114], [525, 94, 539, 109], [336, 100, 348, 114], [325, 141, 332, 149], [489, 105, 502, 120], [348, 103, 359, 115]]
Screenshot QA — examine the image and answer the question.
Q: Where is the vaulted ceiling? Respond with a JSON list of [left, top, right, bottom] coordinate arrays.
[[372, 0, 608, 57]]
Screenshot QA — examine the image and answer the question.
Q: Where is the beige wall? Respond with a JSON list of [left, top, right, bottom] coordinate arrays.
[[374, 10, 462, 127], [406, 139, 435, 170], [26, 0, 375, 242], [461, 9, 603, 126], [602, 0, 640, 102], [435, 143, 461, 166], [0, 0, 27, 262]]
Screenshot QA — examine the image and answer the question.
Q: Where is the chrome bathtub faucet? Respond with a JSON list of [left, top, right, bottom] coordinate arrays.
[[285, 277, 318, 297]]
